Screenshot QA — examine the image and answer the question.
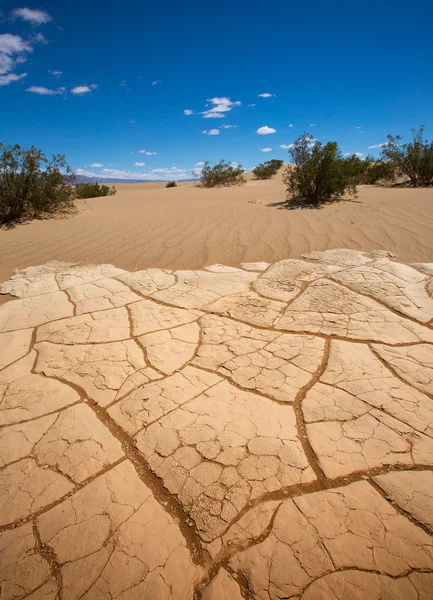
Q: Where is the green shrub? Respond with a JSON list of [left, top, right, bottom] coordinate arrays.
[[362, 155, 396, 184], [0, 143, 75, 225], [253, 159, 284, 180], [165, 181, 177, 188], [380, 125, 433, 186], [200, 160, 246, 188], [342, 154, 369, 185], [282, 133, 357, 206], [75, 182, 116, 199]]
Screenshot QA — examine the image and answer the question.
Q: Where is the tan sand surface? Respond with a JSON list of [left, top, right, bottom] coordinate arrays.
[[0, 174, 432, 286], [1, 250, 433, 599]]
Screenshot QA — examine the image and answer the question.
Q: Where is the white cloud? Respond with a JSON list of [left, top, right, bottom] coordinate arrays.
[[31, 32, 48, 45], [194, 162, 204, 166], [309, 123, 317, 127], [0, 33, 32, 75], [260, 148, 272, 152], [184, 109, 193, 115], [288, 124, 293, 127], [49, 69, 62, 77], [76, 166, 188, 181], [71, 84, 98, 95], [26, 85, 64, 95], [76, 168, 98, 178], [0, 72, 27, 86], [152, 167, 186, 174], [203, 112, 225, 119], [220, 124, 236, 129], [90, 163, 103, 167], [248, 103, 256, 107], [152, 80, 162, 85], [134, 162, 145, 166], [0, 34, 32, 55], [354, 126, 362, 129], [208, 129, 220, 135], [12, 8, 52, 25], [344, 152, 364, 157], [280, 144, 294, 149], [257, 126, 276, 135], [201, 96, 241, 119], [119, 80, 127, 87], [138, 150, 157, 155], [258, 93, 275, 98], [368, 143, 388, 149]]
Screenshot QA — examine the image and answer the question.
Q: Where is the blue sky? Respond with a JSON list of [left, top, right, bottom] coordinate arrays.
[[1, 0, 432, 180]]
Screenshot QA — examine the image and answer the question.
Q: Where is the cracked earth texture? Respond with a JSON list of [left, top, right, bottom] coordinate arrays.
[[1, 249, 433, 599]]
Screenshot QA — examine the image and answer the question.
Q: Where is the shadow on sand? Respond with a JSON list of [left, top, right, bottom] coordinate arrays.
[[266, 197, 362, 210]]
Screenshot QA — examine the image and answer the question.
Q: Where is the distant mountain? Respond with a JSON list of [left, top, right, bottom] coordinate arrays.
[[75, 175, 197, 184]]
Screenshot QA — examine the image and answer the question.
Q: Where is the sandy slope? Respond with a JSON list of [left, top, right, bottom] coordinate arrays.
[[0, 174, 432, 284]]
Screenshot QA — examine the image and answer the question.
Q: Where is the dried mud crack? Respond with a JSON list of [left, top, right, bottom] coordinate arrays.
[[1, 249, 433, 599]]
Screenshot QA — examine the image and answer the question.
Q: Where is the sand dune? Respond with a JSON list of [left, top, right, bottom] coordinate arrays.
[[1, 174, 432, 285]]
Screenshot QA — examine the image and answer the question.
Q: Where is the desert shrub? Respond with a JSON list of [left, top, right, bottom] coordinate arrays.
[[362, 155, 396, 184], [165, 181, 177, 188], [380, 125, 433, 186], [0, 143, 75, 225], [342, 154, 369, 185], [283, 133, 357, 206], [200, 160, 246, 188], [253, 159, 284, 180], [75, 182, 116, 199]]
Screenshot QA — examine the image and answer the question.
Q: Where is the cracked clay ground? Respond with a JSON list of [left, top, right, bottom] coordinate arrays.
[[1, 248, 433, 599]]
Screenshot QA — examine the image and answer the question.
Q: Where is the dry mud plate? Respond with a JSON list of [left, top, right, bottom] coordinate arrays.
[[1, 249, 433, 599]]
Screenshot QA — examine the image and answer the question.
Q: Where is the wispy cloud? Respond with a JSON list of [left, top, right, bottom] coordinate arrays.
[[194, 162, 204, 166], [70, 84, 98, 95], [354, 126, 362, 129], [134, 162, 145, 166], [119, 80, 127, 87], [26, 85, 65, 95], [220, 124, 237, 129], [76, 166, 189, 181], [202, 129, 220, 135], [201, 96, 241, 119], [138, 150, 157, 155], [368, 143, 388, 149], [248, 103, 256, 107], [152, 80, 162, 85], [258, 93, 275, 98], [257, 126, 276, 135], [309, 123, 317, 127], [12, 8, 52, 25], [152, 167, 185, 174], [0, 33, 32, 76], [344, 152, 364, 157], [280, 144, 294, 149], [184, 109, 193, 115], [90, 163, 103, 167], [0, 72, 27, 86], [31, 32, 48, 45], [260, 147, 272, 152], [49, 69, 62, 78]]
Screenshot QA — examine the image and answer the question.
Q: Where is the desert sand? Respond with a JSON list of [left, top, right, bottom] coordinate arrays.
[[1, 172, 433, 287], [1, 249, 433, 599]]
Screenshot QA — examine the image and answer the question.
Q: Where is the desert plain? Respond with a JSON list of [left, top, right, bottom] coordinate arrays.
[[1, 172, 433, 285], [1, 176, 433, 599]]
